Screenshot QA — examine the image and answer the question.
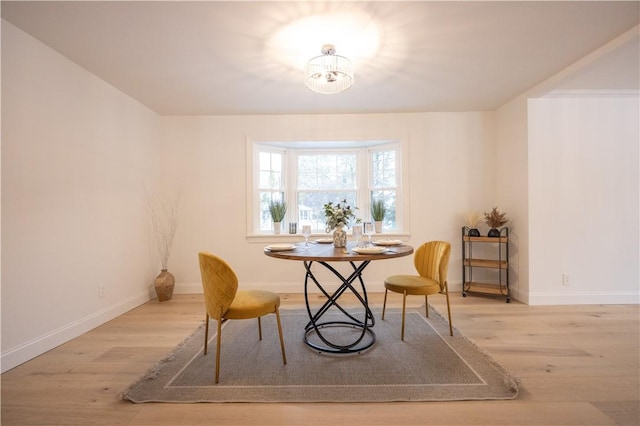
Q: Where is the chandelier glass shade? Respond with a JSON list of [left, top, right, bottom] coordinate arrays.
[[304, 44, 354, 94]]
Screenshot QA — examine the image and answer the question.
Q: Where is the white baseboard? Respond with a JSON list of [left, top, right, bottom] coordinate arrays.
[[527, 291, 640, 305], [177, 282, 640, 306], [1, 290, 152, 373]]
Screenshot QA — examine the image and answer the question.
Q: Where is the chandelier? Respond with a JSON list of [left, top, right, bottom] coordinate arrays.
[[304, 44, 354, 94]]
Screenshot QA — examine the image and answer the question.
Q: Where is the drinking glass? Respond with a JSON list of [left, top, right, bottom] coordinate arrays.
[[352, 224, 363, 247], [364, 222, 374, 246], [302, 225, 312, 248]]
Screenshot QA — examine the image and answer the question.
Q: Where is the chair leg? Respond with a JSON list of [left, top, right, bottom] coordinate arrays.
[[401, 290, 407, 341], [275, 306, 287, 365], [215, 316, 222, 383], [444, 282, 453, 336], [258, 316, 263, 341], [204, 314, 210, 355], [425, 295, 429, 317], [382, 289, 388, 320]]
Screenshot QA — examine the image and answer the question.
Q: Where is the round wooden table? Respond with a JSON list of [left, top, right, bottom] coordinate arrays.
[[264, 241, 413, 354]]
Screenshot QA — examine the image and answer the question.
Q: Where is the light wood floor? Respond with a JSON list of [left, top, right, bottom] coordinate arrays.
[[2, 293, 638, 426]]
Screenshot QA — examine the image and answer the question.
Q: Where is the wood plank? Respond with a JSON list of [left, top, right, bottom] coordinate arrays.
[[463, 236, 508, 243], [464, 281, 508, 295], [464, 259, 508, 268]]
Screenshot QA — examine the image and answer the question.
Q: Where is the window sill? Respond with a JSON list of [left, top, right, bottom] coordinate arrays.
[[247, 232, 411, 244]]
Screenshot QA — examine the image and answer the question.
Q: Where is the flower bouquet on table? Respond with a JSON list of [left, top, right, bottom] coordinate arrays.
[[323, 199, 358, 232], [323, 199, 359, 248]]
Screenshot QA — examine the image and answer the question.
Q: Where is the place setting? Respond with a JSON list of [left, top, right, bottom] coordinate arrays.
[[349, 223, 404, 254], [263, 243, 298, 252]]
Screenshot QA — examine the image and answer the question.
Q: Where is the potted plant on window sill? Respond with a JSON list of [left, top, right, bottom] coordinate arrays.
[[371, 199, 386, 233], [269, 200, 287, 234]]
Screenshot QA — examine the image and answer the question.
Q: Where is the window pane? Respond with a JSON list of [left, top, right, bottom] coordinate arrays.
[[297, 153, 356, 190], [259, 151, 283, 190], [272, 154, 282, 172], [259, 191, 284, 231], [252, 141, 403, 235], [259, 152, 271, 171], [298, 191, 357, 232], [372, 150, 396, 188], [371, 190, 396, 229], [259, 170, 271, 188], [269, 171, 281, 189]]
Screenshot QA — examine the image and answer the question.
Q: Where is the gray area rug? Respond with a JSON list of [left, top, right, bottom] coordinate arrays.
[[122, 306, 520, 403]]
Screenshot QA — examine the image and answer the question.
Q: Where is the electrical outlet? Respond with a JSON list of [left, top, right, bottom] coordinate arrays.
[[98, 284, 106, 298], [562, 274, 570, 286]]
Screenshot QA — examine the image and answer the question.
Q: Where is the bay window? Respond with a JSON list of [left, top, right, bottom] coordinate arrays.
[[248, 139, 406, 236]]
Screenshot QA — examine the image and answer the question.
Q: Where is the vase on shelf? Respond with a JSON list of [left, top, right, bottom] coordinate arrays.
[[468, 228, 481, 237], [274, 222, 282, 234], [154, 269, 175, 302], [487, 228, 500, 237], [333, 225, 347, 248], [374, 221, 383, 233]]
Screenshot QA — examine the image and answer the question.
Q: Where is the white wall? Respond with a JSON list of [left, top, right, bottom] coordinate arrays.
[[528, 94, 639, 304], [1, 21, 159, 372], [494, 27, 639, 305], [160, 112, 497, 295], [495, 96, 530, 303]]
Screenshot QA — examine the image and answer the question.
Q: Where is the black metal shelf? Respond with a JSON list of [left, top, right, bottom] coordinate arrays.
[[461, 226, 510, 303]]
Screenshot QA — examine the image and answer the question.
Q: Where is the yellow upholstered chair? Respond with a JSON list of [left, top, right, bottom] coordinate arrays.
[[382, 241, 453, 340], [198, 251, 286, 383]]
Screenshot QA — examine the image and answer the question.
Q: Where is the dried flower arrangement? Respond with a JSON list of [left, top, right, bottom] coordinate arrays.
[[484, 207, 508, 229], [145, 190, 180, 271], [464, 211, 483, 228]]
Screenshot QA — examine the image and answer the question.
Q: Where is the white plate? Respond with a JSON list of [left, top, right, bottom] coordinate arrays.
[[352, 246, 388, 255], [265, 244, 296, 252], [373, 239, 403, 246], [315, 238, 334, 244]]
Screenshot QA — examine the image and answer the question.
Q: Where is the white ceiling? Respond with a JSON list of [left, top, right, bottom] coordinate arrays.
[[2, 1, 639, 115]]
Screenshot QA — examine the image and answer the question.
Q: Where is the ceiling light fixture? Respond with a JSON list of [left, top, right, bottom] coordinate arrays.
[[304, 44, 354, 94]]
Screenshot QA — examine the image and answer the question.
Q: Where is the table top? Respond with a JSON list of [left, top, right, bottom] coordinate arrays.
[[263, 241, 413, 262]]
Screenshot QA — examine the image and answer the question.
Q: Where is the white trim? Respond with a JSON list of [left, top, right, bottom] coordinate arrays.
[[527, 291, 640, 306], [545, 89, 639, 98], [178, 282, 639, 306], [1, 290, 152, 373], [525, 25, 640, 99], [246, 232, 411, 244]]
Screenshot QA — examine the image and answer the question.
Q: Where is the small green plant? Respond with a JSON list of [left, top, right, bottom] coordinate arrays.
[[269, 200, 287, 223], [371, 199, 386, 222]]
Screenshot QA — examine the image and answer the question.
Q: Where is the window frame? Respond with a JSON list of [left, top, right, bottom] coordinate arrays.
[[292, 148, 361, 233], [246, 137, 410, 240]]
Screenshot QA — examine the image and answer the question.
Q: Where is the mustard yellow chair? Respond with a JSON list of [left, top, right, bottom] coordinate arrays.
[[198, 251, 286, 383], [382, 241, 453, 340]]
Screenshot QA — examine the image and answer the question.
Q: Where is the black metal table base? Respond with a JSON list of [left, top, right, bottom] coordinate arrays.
[[303, 260, 376, 354]]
